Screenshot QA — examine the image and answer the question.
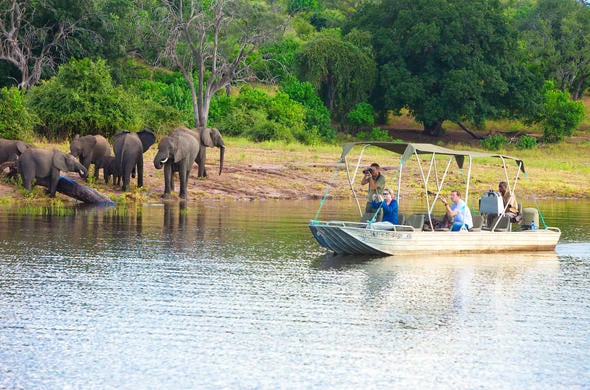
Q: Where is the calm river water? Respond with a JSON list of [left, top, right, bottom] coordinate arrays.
[[1, 199, 589, 388]]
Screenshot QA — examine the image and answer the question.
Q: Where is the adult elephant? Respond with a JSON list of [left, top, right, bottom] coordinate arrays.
[[113, 129, 156, 191], [153, 127, 200, 200], [69, 134, 112, 181], [0, 138, 30, 164], [18, 148, 88, 197], [194, 127, 225, 178]]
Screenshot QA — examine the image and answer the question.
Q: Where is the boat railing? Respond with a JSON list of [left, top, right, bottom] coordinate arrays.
[[312, 219, 421, 232]]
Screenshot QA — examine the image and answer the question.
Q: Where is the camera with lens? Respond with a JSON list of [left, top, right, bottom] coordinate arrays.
[[362, 167, 373, 175]]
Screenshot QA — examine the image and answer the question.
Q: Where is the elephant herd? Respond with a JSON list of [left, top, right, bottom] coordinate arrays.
[[0, 126, 225, 199]]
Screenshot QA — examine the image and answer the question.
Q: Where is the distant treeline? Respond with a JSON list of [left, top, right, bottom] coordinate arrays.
[[0, 0, 588, 144]]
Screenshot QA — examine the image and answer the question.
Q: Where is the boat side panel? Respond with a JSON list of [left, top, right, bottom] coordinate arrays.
[[310, 223, 560, 255]]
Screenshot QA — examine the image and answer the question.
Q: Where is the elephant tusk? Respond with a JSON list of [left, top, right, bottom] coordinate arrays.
[[160, 157, 169, 164]]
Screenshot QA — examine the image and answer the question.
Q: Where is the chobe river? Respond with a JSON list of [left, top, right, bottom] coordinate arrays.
[[1, 199, 589, 388]]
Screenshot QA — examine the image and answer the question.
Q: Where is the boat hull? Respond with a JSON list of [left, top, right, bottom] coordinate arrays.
[[309, 221, 561, 256]]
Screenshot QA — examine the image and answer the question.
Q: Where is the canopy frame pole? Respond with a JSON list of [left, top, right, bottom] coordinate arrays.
[[428, 156, 453, 216], [347, 144, 372, 218]]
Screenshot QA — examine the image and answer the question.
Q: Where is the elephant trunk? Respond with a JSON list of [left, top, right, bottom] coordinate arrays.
[[79, 166, 89, 179], [154, 156, 168, 169], [219, 146, 224, 175]]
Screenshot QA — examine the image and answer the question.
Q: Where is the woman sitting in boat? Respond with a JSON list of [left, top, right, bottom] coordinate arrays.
[[368, 188, 398, 229], [440, 190, 473, 231]]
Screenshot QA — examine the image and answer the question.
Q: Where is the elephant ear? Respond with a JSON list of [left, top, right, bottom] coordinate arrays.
[[201, 127, 214, 147], [82, 135, 97, 149], [16, 141, 29, 155], [52, 150, 70, 171], [201, 127, 224, 147], [138, 129, 156, 152]]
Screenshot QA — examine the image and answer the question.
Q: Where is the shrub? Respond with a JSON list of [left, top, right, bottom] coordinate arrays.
[[347, 102, 375, 130], [357, 127, 392, 141], [539, 81, 585, 143], [516, 135, 537, 150], [26, 58, 140, 140], [0, 87, 38, 140], [213, 86, 321, 144], [480, 134, 509, 150], [280, 78, 335, 141]]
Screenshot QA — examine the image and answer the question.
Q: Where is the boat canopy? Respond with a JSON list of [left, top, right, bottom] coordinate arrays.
[[340, 142, 526, 173]]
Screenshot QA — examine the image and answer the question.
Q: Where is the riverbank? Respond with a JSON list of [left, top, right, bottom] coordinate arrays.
[[1, 127, 589, 205]]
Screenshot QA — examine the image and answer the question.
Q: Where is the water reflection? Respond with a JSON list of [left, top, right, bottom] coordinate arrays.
[[0, 200, 589, 388], [314, 252, 560, 330]]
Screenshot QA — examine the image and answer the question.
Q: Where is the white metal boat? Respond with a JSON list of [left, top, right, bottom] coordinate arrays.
[[309, 142, 561, 256]]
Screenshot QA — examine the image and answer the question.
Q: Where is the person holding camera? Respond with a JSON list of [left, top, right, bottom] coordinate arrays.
[[361, 162, 386, 221], [439, 190, 473, 231]]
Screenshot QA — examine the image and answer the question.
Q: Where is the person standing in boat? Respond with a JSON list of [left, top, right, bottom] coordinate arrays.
[[440, 190, 473, 231], [361, 163, 386, 221], [370, 188, 399, 228]]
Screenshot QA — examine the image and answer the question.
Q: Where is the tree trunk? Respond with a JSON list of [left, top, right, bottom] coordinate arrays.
[[456, 122, 484, 140], [422, 120, 444, 136]]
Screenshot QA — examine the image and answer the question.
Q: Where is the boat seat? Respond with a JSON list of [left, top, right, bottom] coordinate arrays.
[[470, 215, 483, 231], [484, 215, 511, 232], [398, 213, 406, 225], [407, 214, 425, 229]]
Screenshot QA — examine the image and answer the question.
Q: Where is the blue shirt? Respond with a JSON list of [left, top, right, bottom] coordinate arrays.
[[371, 199, 399, 224], [451, 199, 473, 229]]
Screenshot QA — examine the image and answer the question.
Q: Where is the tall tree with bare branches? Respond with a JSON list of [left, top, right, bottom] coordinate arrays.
[[158, 0, 285, 127], [0, 0, 88, 89]]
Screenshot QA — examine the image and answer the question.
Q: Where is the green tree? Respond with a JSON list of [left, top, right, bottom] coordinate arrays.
[[518, 0, 590, 100], [26, 58, 139, 139], [351, 0, 541, 136], [296, 29, 376, 126]]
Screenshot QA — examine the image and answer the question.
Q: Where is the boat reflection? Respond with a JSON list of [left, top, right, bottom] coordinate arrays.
[[313, 252, 559, 331]]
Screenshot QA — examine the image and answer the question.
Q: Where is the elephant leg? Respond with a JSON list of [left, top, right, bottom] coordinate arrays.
[[163, 163, 172, 197], [21, 174, 33, 191], [49, 176, 59, 198], [93, 163, 100, 180], [179, 167, 188, 199], [137, 158, 144, 188], [122, 167, 130, 191]]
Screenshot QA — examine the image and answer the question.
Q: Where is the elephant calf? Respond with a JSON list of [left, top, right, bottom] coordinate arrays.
[[102, 155, 121, 185], [18, 148, 88, 197], [69, 134, 112, 181]]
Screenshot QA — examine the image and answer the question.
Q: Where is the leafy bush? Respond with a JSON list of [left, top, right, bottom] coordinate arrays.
[[26, 58, 140, 140], [480, 134, 509, 150], [0, 87, 37, 140], [357, 127, 392, 141], [243, 109, 295, 143], [212, 86, 323, 144], [280, 78, 335, 141], [347, 102, 375, 130], [516, 135, 537, 150], [540, 82, 584, 143], [208, 95, 233, 124]]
